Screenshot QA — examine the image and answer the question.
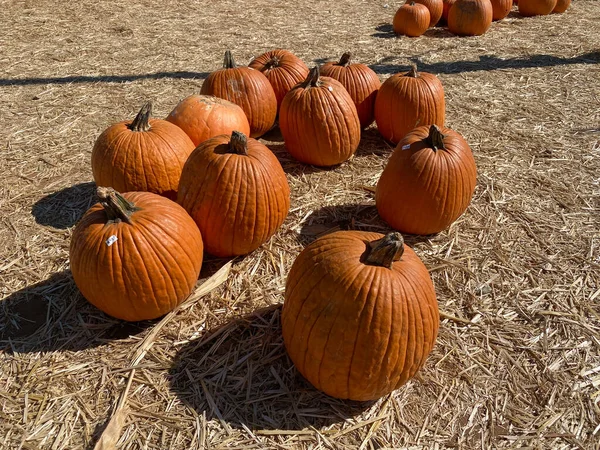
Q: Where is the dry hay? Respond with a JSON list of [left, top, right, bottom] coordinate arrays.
[[1, 0, 599, 448]]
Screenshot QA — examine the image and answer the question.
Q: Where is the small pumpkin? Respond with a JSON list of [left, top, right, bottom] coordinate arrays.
[[200, 50, 277, 138], [166, 95, 250, 147], [518, 0, 557, 15], [414, 0, 444, 26], [376, 124, 477, 235], [282, 231, 439, 401], [552, 0, 570, 13], [448, 0, 493, 36], [320, 53, 381, 128], [490, 0, 512, 19], [279, 66, 361, 167], [177, 131, 290, 257], [393, 2, 431, 37], [248, 49, 309, 112], [374, 66, 445, 145], [91, 102, 195, 200], [70, 187, 204, 321]]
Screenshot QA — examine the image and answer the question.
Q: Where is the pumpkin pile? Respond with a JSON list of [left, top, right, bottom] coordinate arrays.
[[69, 47, 481, 402]]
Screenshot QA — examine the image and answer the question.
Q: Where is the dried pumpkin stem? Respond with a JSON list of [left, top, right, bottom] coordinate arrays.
[[229, 131, 249, 155], [364, 232, 405, 269], [301, 66, 321, 88], [223, 50, 237, 69], [97, 187, 138, 224], [426, 124, 447, 151], [405, 64, 419, 78], [338, 52, 352, 67], [264, 56, 281, 69], [129, 102, 152, 132]]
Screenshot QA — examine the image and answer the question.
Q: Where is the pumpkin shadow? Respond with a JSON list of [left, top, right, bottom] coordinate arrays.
[[168, 305, 375, 431], [355, 127, 395, 157], [372, 23, 396, 39], [260, 124, 284, 143], [266, 144, 331, 176], [422, 28, 456, 39], [32, 181, 97, 229], [0, 271, 156, 354]]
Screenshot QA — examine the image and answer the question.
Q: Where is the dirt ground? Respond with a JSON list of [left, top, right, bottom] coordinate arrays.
[[1, 0, 599, 448]]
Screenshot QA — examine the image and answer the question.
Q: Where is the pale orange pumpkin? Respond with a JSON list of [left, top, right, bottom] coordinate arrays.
[[448, 0, 493, 36], [518, 0, 557, 15]]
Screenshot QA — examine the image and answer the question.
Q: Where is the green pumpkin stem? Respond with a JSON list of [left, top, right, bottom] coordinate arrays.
[[129, 102, 152, 132], [224, 50, 237, 69], [338, 52, 352, 67], [426, 124, 447, 151], [406, 64, 419, 78], [364, 232, 405, 269], [229, 131, 249, 155], [97, 187, 138, 224], [301, 66, 321, 88]]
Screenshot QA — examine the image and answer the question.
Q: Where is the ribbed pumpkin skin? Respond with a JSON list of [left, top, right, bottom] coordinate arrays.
[[166, 95, 250, 146], [374, 68, 445, 145], [518, 0, 557, 15], [448, 0, 493, 36], [249, 49, 309, 112], [200, 53, 277, 138], [376, 125, 477, 235], [279, 70, 361, 167], [552, 0, 570, 13], [442, 0, 458, 22], [414, 0, 444, 26], [393, 2, 431, 37], [91, 108, 195, 201], [321, 54, 381, 129], [490, 0, 512, 19], [177, 133, 290, 257], [282, 231, 439, 401], [70, 191, 204, 321]]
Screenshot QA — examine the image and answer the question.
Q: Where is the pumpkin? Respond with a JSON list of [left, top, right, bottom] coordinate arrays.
[[441, 0, 458, 22], [414, 0, 444, 27], [70, 187, 204, 321], [518, 0, 556, 15], [448, 0, 493, 36], [200, 50, 277, 138], [279, 66, 361, 167], [91, 102, 195, 200], [248, 49, 309, 112], [177, 131, 290, 257], [374, 66, 445, 145], [320, 53, 381, 129], [376, 124, 477, 235], [282, 231, 439, 401], [552, 0, 570, 13], [166, 95, 250, 147], [393, 2, 431, 37], [490, 0, 512, 19]]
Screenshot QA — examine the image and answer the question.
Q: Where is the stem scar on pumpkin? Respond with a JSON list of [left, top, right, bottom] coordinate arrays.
[[363, 232, 405, 269], [97, 186, 139, 224], [128, 102, 152, 132]]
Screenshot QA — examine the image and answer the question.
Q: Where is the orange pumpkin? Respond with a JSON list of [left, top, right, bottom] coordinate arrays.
[[166, 95, 250, 147], [441, 0, 458, 22], [177, 131, 290, 257], [320, 53, 381, 128], [70, 187, 204, 321], [282, 231, 439, 401], [552, 0, 570, 12], [414, 0, 444, 26], [393, 2, 431, 37], [518, 0, 557, 15], [374, 66, 445, 145], [490, 0, 512, 19], [248, 49, 309, 112], [91, 102, 195, 200], [200, 51, 277, 138], [279, 66, 361, 167], [448, 0, 493, 36], [376, 124, 477, 235]]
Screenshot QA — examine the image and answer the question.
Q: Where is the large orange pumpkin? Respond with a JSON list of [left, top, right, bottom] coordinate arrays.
[[177, 131, 290, 257], [166, 95, 250, 147], [91, 102, 195, 200], [414, 0, 444, 26], [70, 187, 204, 321], [393, 2, 431, 37], [448, 0, 493, 36], [518, 0, 557, 15], [490, 0, 512, 19], [552, 0, 570, 13], [282, 231, 439, 401], [374, 66, 445, 145], [248, 49, 309, 112], [320, 53, 381, 129], [376, 124, 477, 235], [441, 0, 458, 22], [279, 66, 361, 167], [200, 51, 277, 138]]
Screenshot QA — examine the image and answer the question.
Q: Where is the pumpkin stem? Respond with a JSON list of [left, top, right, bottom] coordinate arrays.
[[338, 52, 352, 67], [405, 64, 419, 78], [229, 131, 249, 155], [264, 56, 281, 69], [223, 50, 237, 69], [301, 66, 321, 88], [364, 232, 405, 269], [129, 102, 152, 132], [426, 124, 447, 151], [97, 187, 138, 224]]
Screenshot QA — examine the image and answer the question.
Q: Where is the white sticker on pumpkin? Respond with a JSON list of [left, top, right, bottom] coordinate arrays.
[[402, 144, 411, 150], [106, 235, 118, 246]]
